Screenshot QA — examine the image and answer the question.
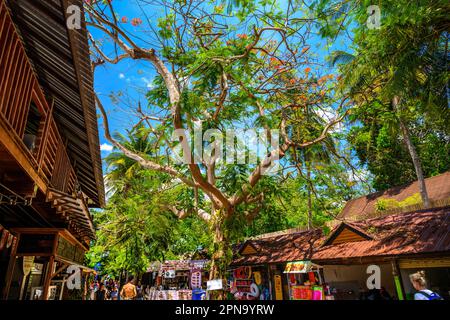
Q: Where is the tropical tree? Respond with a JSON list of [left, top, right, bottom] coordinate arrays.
[[85, 0, 351, 288], [315, 0, 450, 203]]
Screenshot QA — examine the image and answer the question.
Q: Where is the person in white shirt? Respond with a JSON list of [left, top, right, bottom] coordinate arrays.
[[409, 270, 443, 300]]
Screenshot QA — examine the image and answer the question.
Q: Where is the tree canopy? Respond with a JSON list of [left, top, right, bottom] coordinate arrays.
[[85, 0, 449, 281]]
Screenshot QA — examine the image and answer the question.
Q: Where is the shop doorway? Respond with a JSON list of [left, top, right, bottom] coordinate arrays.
[[322, 264, 397, 300]]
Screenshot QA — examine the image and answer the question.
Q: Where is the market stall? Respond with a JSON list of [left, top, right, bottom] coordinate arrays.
[[284, 260, 325, 300], [2, 228, 95, 300], [228, 265, 272, 300], [147, 260, 208, 300]]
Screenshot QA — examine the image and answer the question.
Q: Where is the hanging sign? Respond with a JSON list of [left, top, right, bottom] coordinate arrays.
[[274, 275, 283, 300], [23, 256, 35, 276], [207, 279, 223, 291], [284, 261, 312, 273], [0, 229, 8, 251], [253, 271, 262, 285], [190, 269, 202, 289], [6, 233, 14, 248], [233, 266, 252, 279]]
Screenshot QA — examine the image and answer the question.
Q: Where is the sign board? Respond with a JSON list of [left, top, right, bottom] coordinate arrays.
[[207, 279, 223, 291], [253, 271, 262, 285], [23, 256, 35, 276], [283, 261, 320, 274], [190, 269, 202, 289], [274, 275, 283, 300]]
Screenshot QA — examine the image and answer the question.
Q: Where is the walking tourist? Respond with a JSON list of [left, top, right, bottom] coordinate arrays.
[[120, 276, 137, 300], [136, 281, 144, 300], [95, 283, 107, 301], [409, 271, 443, 300]]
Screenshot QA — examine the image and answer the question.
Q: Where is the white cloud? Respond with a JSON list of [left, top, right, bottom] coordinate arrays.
[[100, 143, 113, 152], [141, 77, 154, 89], [119, 73, 125, 79], [314, 108, 344, 133]]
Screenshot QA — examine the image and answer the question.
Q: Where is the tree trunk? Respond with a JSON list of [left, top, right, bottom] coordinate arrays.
[[208, 208, 229, 300], [393, 96, 431, 208], [306, 157, 313, 230]]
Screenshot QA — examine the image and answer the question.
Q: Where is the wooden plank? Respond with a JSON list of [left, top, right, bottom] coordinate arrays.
[[10, 53, 27, 132], [2, 234, 19, 300], [0, 28, 15, 108], [331, 228, 368, 245], [399, 257, 450, 269], [3, 40, 20, 123], [41, 256, 55, 300], [16, 70, 34, 138]]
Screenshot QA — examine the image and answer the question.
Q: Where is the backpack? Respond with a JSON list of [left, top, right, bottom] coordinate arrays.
[[417, 290, 443, 300]]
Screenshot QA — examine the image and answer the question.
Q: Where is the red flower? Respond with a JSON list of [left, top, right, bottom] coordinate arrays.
[[131, 18, 143, 27]]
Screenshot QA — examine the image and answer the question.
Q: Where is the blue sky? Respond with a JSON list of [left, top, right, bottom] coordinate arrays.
[[90, 0, 358, 176]]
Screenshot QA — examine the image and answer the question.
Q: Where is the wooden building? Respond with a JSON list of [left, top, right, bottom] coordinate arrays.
[[0, 0, 104, 300], [313, 206, 450, 300], [230, 172, 450, 300]]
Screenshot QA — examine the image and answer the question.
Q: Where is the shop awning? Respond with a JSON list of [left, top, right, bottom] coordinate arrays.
[[54, 256, 97, 274], [283, 261, 322, 273]]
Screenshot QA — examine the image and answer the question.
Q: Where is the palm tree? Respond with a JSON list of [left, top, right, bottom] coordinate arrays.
[[290, 105, 337, 229], [105, 125, 156, 197], [322, 0, 449, 208]]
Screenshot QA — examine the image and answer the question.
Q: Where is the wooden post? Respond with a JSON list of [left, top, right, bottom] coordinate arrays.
[[41, 256, 55, 300], [391, 259, 405, 300], [2, 235, 19, 300], [266, 264, 272, 300]]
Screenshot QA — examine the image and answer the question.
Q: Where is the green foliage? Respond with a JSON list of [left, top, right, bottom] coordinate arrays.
[[375, 193, 422, 212], [317, 0, 450, 190], [87, 127, 212, 276]]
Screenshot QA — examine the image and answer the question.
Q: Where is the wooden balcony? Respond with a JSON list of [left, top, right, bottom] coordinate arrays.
[[0, 1, 94, 241], [0, 1, 76, 195]]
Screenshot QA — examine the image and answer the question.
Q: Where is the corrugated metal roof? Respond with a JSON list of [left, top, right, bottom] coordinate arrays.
[[7, 0, 104, 207], [231, 229, 324, 266], [231, 207, 450, 266], [339, 172, 450, 219], [313, 206, 450, 262]]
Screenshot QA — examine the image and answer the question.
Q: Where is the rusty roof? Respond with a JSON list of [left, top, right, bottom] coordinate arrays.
[[231, 229, 324, 266], [313, 206, 450, 263], [339, 171, 450, 219], [7, 0, 105, 207]]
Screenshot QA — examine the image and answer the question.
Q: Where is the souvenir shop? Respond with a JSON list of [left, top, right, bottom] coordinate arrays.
[[228, 265, 272, 300], [283, 260, 326, 300], [147, 260, 209, 300], [1, 227, 96, 300]]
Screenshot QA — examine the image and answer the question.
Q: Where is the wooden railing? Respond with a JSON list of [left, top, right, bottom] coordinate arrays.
[[0, 1, 35, 139], [0, 1, 78, 196]]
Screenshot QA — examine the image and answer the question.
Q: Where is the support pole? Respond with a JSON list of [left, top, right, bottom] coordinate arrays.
[[42, 256, 55, 300], [2, 235, 19, 300], [391, 259, 405, 300]]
